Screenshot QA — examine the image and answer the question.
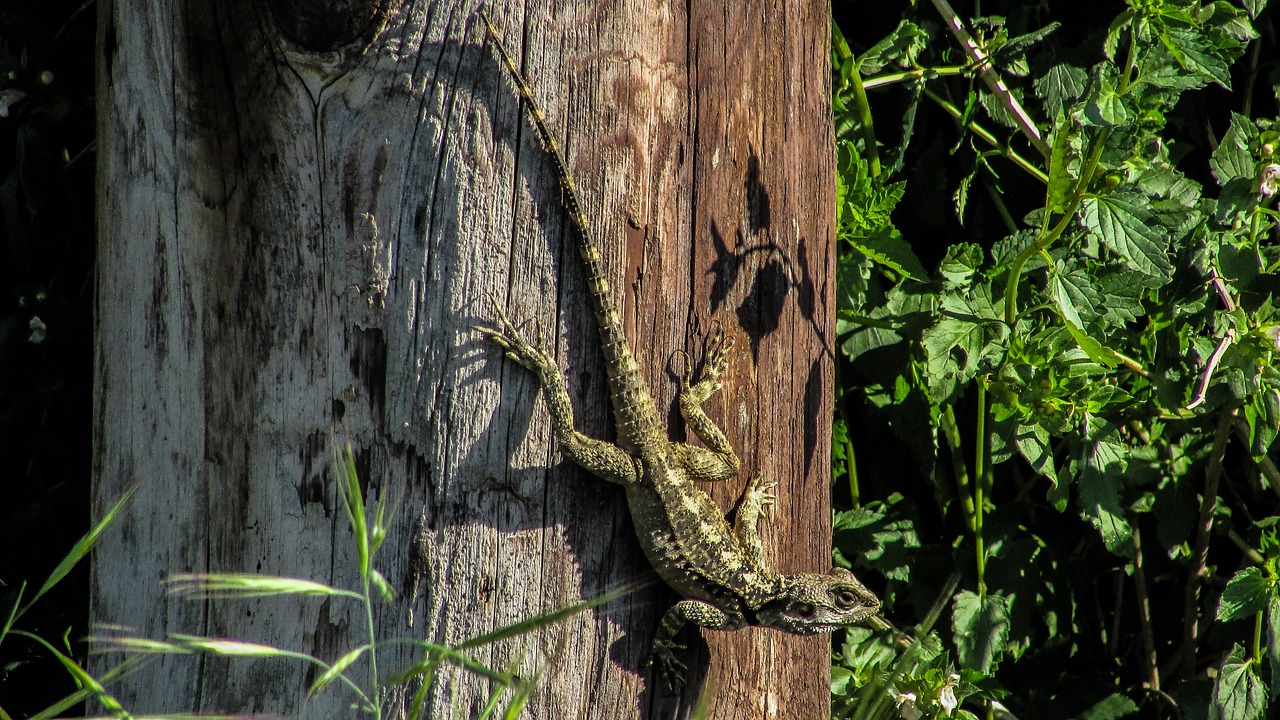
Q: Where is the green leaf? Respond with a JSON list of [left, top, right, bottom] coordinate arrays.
[[26, 489, 134, 615], [856, 19, 928, 75], [1034, 64, 1088, 118], [1048, 272, 1123, 368], [1218, 567, 1273, 622], [1073, 433, 1132, 556], [1014, 422, 1058, 487], [951, 590, 1011, 674], [922, 284, 1008, 401], [166, 573, 363, 600], [1210, 644, 1267, 720], [1243, 0, 1269, 19], [1160, 26, 1232, 90], [1080, 194, 1174, 280], [1212, 113, 1256, 187], [851, 226, 929, 281], [310, 646, 368, 696], [1077, 693, 1140, 720]]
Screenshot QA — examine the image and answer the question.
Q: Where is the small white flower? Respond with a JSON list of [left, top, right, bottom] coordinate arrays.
[[894, 691, 923, 720], [1259, 164, 1280, 197], [938, 673, 961, 715], [28, 315, 47, 344], [0, 88, 27, 117]]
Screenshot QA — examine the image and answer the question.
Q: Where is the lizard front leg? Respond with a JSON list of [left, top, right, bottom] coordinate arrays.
[[651, 599, 747, 694], [673, 325, 741, 482], [476, 306, 639, 486]]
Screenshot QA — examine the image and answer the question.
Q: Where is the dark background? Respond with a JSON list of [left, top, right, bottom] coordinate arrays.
[[1, 0, 1274, 715]]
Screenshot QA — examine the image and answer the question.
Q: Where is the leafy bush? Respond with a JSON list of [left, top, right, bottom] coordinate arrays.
[[831, 1, 1280, 718]]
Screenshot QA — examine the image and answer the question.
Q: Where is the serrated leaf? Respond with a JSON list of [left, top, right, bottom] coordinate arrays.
[[1218, 567, 1272, 622], [1080, 194, 1173, 279], [1244, 0, 1269, 19], [951, 590, 1010, 673], [1212, 113, 1256, 187], [1210, 644, 1267, 720], [1034, 64, 1087, 118], [1073, 434, 1132, 556], [857, 19, 928, 75], [849, 226, 928, 281], [1095, 266, 1149, 325], [1077, 693, 1140, 720], [1161, 26, 1232, 89], [1048, 273, 1123, 368], [922, 285, 1008, 401], [1015, 422, 1058, 487]]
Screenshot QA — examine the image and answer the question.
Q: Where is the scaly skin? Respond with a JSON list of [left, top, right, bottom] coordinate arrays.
[[476, 11, 881, 693]]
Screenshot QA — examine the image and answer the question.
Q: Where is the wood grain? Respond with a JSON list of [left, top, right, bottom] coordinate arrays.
[[93, 1, 835, 717]]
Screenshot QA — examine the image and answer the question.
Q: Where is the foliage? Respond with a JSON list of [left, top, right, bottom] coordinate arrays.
[[99, 440, 643, 719], [832, 1, 1280, 718], [0, 493, 134, 719]]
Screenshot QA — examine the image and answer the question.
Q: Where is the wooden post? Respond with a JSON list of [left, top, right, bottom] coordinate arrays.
[[92, 1, 835, 717]]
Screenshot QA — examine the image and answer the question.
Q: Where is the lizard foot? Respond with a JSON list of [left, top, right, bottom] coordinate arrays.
[[473, 294, 555, 374], [649, 637, 689, 695], [702, 322, 734, 384], [743, 471, 777, 519]]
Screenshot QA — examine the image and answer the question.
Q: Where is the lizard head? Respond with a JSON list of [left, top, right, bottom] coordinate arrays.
[[756, 566, 880, 634]]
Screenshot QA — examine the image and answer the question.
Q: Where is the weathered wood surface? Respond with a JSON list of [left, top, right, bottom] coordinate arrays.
[[92, 0, 835, 717]]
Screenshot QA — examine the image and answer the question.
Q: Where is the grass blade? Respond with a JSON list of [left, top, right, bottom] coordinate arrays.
[[166, 573, 362, 601], [24, 490, 134, 616], [309, 646, 368, 696]]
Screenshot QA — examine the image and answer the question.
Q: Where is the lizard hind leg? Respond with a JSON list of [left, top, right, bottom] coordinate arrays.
[[475, 298, 640, 486], [733, 471, 777, 570], [672, 323, 741, 481]]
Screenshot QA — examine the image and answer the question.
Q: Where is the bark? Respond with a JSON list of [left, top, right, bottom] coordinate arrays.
[[92, 1, 835, 718]]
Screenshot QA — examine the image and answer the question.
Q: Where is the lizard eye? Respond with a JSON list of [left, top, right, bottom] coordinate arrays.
[[793, 602, 816, 619], [834, 589, 859, 609]]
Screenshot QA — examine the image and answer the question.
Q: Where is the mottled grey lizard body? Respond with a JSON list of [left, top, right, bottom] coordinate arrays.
[[476, 12, 880, 692]]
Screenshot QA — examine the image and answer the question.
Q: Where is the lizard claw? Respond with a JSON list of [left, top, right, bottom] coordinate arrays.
[[474, 293, 554, 373], [745, 472, 777, 518], [649, 638, 689, 695], [703, 322, 734, 382]]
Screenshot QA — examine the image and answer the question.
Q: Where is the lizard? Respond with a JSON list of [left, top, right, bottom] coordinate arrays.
[[474, 11, 881, 693]]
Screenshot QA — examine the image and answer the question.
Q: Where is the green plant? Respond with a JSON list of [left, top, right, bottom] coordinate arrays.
[[1, 492, 134, 720], [102, 440, 641, 719], [831, 1, 1280, 718]]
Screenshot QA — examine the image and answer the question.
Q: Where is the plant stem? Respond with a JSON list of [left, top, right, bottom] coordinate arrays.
[[1252, 608, 1264, 664], [925, 90, 1049, 184], [862, 65, 967, 90], [363, 574, 381, 717], [1180, 410, 1233, 679], [941, 405, 975, 533], [931, 0, 1050, 157], [974, 381, 989, 595], [1132, 524, 1160, 692], [1003, 127, 1110, 326], [833, 22, 881, 177]]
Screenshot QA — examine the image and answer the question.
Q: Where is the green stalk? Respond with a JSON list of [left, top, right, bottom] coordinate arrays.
[[363, 569, 381, 717], [1002, 127, 1110, 326], [1253, 608, 1264, 664], [941, 404, 977, 534], [973, 381, 989, 596]]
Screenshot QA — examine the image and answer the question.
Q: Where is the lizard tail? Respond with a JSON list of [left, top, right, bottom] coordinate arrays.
[[481, 11, 662, 448]]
